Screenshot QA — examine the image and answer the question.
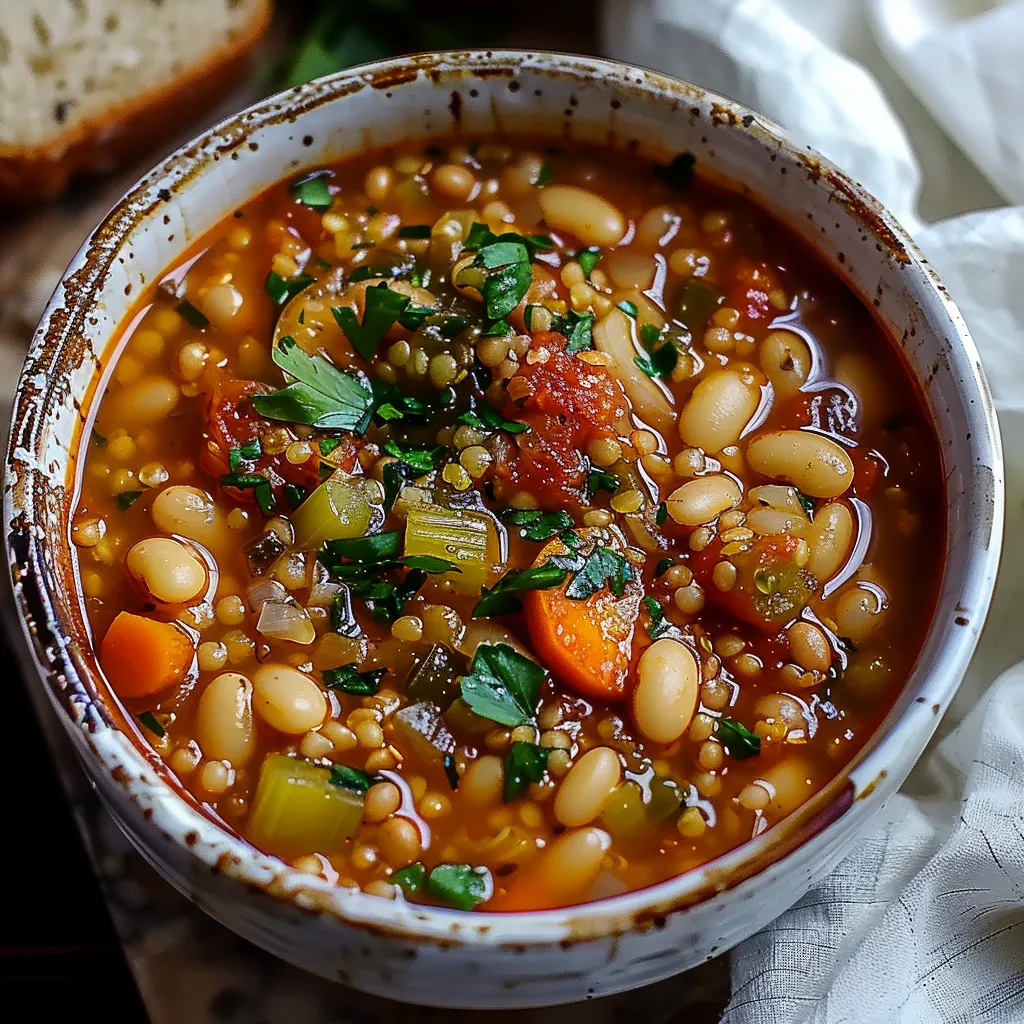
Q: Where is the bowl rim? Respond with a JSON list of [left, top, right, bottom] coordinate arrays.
[[4, 48, 1004, 946]]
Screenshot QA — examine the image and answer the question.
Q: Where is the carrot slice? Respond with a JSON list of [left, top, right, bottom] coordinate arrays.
[[100, 611, 195, 699], [523, 528, 642, 701]]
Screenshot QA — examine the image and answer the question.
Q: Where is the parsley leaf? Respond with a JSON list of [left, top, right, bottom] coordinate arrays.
[[329, 764, 374, 793], [643, 596, 674, 639], [472, 241, 533, 320], [396, 306, 473, 336], [587, 467, 619, 499], [564, 546, 632, 601], [228, 438, 262, 473], [322, 530, 402, 564], [371, 380, 429, 425], [456, 401, 529, 435], [291, 170, 334, 210], [617, 299, 638, 318], [427, 863, 492, 911], [503, 741, 550, 802], [116, 490, 143, 510], [323, 663, 386, 695], [251, 336, 373, 432], [797, 491, 816, 517], [463, 222, 494, 251], [657, 152, 697, 190], [716, 718, 761, 759], [459, 642, 547, 726], [265, 271, 316, 305], [176, 299, 209, 328], [655, 557, 675, 577], [499, 508, 573, 542], [473, 562, 570, 617], [382, 439, 449, 473], [381, 460, 415, 511], [535, 163, 552, 187], [552, 309, 596, 353], [577, 247, 601, 279], [331, 283, 410, 361], [138, 711, 165, 738], [656, 500, 669, 525]]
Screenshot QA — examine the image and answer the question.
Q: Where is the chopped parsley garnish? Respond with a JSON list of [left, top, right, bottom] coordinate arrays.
[[587, 467, 619, 499], [228, 438, 262, 472], [381, 460, 415, 511], [265, 270, 315, 305], [329, 764, 374, 793], [392, 861, 427, 896], [251, 335, 374, 433], [396, 306, 472, 336], [564, 546, 633, 601], [323, 663, 386, 695], [499, 508, 573, 542], [479, 318, 513, 337], [657, 151, 697, 190], [577, 247, 601, 279], [331, 283, 410, 361], [323, 530, 403, 563], [716, 718, 762, 759], [138, 711, 165, 738], [535, 163, 552, 187], [398, 224, 432, 239], [283, 484, 305, 509], [643, 596, 674, 639], [220, 472, 277, 514], [426, 863, 492, 911], [457, 401, 529, 435], [472, 562, 570, 617], [552, 309, 595, 353], [459, 642, 547, 727], [442, 753, 460, 791], [382, 439, 450, 474], [116, 490, 143, 510], [371, 380, 429, 424], [655, 557, 675, 577], [348, 259, 416, 284], [319, 438, 343, 457], [463, 222, 494, 251], [462, 223, 554, 257], [291, 170, 334, 210], [469, 239, 533, 320], [503, 741, 550, 802], [617, 299, 638, 319], [797, 491, 816, 517], [656, 500, 669, 525], [176, 299, 209, 328], [91, 428, 107, 447], [633, 321, 680, 379]]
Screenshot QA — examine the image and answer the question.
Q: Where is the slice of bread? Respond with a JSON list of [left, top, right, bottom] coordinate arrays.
[[0, 0, 272, 205]]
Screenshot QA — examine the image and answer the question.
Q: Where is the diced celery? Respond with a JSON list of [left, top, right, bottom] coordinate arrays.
[[404, 504, 493, 595], [674, 280, 724, 333], [405, 643, 468, 710], [647, 775, 684, 825], [391, 701, 456, 763], [291, 478, 383, 551], [600, 781, 647, 838], [246, 753, 363, 859]]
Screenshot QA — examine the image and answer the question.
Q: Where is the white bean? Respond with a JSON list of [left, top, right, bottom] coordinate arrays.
[[665, 474, 742, 527], [679, 369, 761, 452], [109, 375, 179, 428], [151, 485, 229, 548], [746, 430, 854, 498], [554, 747, 622, 827], [787, 622, 831, 673], [251, 664, 327, 734], [538, 185, 626, 247], [807, 501, 854, 581], [196, 672, 255, 766], [834, 581, 888, 643], [126, 536, 207, 604], [533, 827, 611, 897], [760, 330, 812, 397], [633, 638, 700, 743]]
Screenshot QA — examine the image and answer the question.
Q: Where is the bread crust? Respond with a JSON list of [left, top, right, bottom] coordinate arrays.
[[0, 0, 272, 206]]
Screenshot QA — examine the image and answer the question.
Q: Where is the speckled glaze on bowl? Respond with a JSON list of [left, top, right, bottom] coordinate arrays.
[[4, 51, 1003, 1008]]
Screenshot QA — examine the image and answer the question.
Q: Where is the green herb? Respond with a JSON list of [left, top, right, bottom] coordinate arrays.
[[138, 711, 165, 738], [176, 299, 209, 328], [402, 555, 460, 574], [323, 530, 403, 564], [219, 473, 267, 488], [635, 322, 683, 379], [503, 741, 550, 802], [291, 171, 333, 210], [331, 283, 410, 361], [382, 460, 415, 511], [463, 222, 494, 251], [499, 508, 573, 542], [442, 753, 460, 791], [459, 642, 547, 727], [265, 271, 315, 305], [91, 428, 107, 447], [472, 240, 533, 320], [617, 299, 638, 318], [716, 718, 761, 759], [457, 402, 529, 435], [561, 530, 584, 550], [283, 484, 305, 510], [254, 481, 276, 517], [251, 336, 374, 432], [552, 309, 595, 353], [319, 438, 343, 457], [587, 467, 619, 499], [383, 439, 449, 473], [463, 223, 554, 257], [396, 306, 473, 336], [565, 546, 632, 601], [228, 438, 263, 472], [426, 863, 491, 911], [323, 663, 386, 695], [577, 247, 601, 279], [797, 491, 816, 517], [656, 501, 669, 525], [392, 861, 427, 896], [398, 224, 432, 239], [117, 490, 143, 510], [657, 152, 696, 190], [348, 260, 416, 284], [479, 318, 513, 337], [329, 764, 375, 793], [535, 163, 552, 187], [472, 562, 570, 617], [655, 556, 675, 577], [523, 304, 540, 331], [371, 380, 429, 424], [643, 596, 674, 640]]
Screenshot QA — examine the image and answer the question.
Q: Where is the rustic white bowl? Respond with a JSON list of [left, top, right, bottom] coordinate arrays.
[[3, 51, 1003, 1008]]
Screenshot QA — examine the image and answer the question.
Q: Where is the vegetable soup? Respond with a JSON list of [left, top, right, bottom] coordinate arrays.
[[72, 138, 944, 912]]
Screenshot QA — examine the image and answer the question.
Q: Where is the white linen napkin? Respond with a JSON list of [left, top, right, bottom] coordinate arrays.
[[600, 2, 1024, 1020]]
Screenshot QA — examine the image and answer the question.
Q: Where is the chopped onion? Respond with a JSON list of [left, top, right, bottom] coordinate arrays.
[[307, 563, 342, 608], [246, 578, 288, 613], [256, 600, 316, 645]]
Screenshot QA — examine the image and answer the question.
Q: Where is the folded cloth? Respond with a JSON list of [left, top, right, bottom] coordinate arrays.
[[600, 2, 1024, 1020]]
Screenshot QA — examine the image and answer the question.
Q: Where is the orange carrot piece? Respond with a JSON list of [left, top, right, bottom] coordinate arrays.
[[523, 528, 642, 701], [100, 611, 195, 699]]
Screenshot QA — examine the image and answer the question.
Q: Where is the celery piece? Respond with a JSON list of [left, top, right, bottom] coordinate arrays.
[[404, 643, 469, 711], [600, 781, 647, 838], [392, 701, 456, 763], [291, 478, 382, 550], [246, 753, 363, 859], [647, 775, 684, 825], [403, 504, 493, 595]]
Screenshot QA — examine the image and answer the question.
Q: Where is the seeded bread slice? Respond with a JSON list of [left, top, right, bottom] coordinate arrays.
[[0, 0, 272, 205]]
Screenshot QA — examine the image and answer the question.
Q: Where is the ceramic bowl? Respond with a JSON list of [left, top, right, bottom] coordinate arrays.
[[3, 50, 1003, 1008]]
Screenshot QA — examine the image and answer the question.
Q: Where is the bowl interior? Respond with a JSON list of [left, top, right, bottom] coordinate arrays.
[[4, 50, 1002, 941]]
